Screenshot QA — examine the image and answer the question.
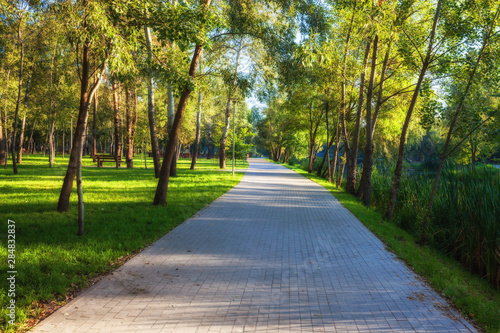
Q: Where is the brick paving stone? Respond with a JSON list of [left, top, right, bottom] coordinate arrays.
[[31, 159, 476, 332]]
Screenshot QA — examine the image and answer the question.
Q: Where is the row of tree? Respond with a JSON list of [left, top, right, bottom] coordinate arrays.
[[256, 0, 499, 243], [3, 0, 499, 239], [1, 0, 299, 224]]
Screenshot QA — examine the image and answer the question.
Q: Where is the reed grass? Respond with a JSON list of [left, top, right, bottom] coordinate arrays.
[[370, 165, 500, 288]]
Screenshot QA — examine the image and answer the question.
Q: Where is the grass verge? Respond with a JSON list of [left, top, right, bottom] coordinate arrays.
[[281, 162, 500, 333], [0, 154, 246, 332]]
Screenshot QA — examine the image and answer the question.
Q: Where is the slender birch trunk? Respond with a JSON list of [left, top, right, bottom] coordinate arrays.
[[144, 24, 161, 177], [191, 90, 202, 170], [167, 83, 177, 176], [125, 88, 137, 168], [330, 109, 341, 183]]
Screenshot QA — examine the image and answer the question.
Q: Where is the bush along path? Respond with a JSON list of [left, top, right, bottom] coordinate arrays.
[[31, 158, 475, 333]]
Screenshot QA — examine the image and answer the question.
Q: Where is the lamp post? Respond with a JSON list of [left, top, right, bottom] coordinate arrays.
[[232, 99, 239, 177]]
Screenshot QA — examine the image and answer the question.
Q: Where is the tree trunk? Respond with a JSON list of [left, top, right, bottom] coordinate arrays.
[[49, 118, 56, 168], [17, 114, 26, 164], [308, 142, 316, 172], [27, 118, 36, 156], [167, 83, 177, 177], [420, 7, 498, 244], [92, 76, 98, 158], [220, 99, 231, 168], [336, 154, 346, 188], [191, 91, 202, 170], [337, 4, 356, 188], [112, 80, 121, 168], [339, 80, 352, 188], [317, 135, 335, 177], [126, 88, 136, 168], [219, 38, 243, 169], [346, 37, 373, 193], [325, 101, 331, 182], [0, 69, 10, 166], [153, 3, 209, 206], [386, 0, 442, 219], [0, 103, 4, 165], [17, 68, 32, 165], [308, 103, 320, 173], [77, 134, 84, 236], [62, 121, 65, 159], [57, 39, 104, 212], [48, 50, 57, 167], [144, 25, 161, 178], [276, 147, 282, 163], [330, 110, 341, 183], [207, 120, 213, 159], [70, 115, 73, 155], [282, 147, 290, 164], [358, 38, 392, 205], [11, 20, 25, 174], [3, 93, 8, 168], [143, 140, 147, 169]]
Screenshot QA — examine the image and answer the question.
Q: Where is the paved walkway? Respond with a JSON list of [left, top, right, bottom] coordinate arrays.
[[32, 159, 475, 333]]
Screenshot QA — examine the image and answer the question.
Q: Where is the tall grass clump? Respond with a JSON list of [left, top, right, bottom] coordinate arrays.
[[434, 166, 500, 287], [371, 165, 500, 288]]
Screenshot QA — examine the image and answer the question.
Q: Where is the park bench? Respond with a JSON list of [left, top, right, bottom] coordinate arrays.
[[95, 154, 121, 168]]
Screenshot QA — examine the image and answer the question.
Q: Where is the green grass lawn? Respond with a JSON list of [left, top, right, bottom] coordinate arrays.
[[282, 163, 500, 333], [0, 154, 246, 332]]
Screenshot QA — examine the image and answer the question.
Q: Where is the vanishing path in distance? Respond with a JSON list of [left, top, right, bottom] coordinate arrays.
[[32, 158, 475, 332]]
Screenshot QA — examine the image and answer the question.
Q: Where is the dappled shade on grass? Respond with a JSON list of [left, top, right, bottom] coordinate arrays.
[[0, 155, 245, 332]]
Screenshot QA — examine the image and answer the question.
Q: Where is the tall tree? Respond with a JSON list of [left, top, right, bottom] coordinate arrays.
[[57, 0, 130, 212], [346, 36, 372, 193], [386, 0, 443, 219], [91, 75, 98, 158], [0, 69, 10, 166], [220, 38, 243, 169], [144, 23, 161, 178], [338, 4, 357, 192], [420, 5, 500, 244], [153, 0, 213, 205], [357, 36, 393, 206], [17, 66, 32, 164], [10, 3, 27, 175]]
